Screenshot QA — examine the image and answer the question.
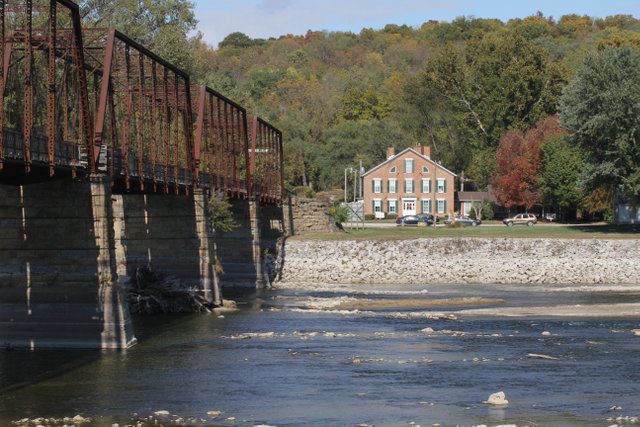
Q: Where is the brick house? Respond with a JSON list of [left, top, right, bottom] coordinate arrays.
[[362, 146, 457, 218]]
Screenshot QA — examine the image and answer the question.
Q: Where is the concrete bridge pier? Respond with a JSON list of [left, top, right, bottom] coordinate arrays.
[[249, 197, 267, 289], [215, 196, 288, 292], [0, 176, 137, 349], [0, 175, 226, 349], [90, 175, 137, 349], [193, 189, 223, 306]]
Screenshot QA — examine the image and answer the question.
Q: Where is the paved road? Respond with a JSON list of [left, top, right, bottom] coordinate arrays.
[[342, 221, 595, 229]]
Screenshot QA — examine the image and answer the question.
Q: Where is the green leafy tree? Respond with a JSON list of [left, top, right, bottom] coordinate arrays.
[[219, 32, 255, 49], [408, 31, 566, 186], [559, 46, 640, 201], [80, 0, 203, 74], [207, 195, 237, 233], [539, 136, 585, 217]]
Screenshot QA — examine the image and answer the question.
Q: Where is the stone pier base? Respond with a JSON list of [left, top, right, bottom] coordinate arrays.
[[0, 176, 223, 349]]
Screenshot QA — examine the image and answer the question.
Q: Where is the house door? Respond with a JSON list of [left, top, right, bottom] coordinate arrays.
[[402, 199, 416, 216]]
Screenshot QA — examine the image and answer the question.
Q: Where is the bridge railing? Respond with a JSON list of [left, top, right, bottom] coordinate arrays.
[[0, 0, 284, 204]]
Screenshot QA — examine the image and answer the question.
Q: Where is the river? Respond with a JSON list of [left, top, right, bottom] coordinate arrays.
[[1, 283, 640, 427]]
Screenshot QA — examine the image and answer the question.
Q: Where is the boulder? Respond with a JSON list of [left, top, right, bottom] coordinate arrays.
[[485, 391, 509, 406]]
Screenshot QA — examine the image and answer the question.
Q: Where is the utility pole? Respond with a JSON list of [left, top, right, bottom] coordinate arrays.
[[353, 168, 357, 203], [433, 161, 437, 228]]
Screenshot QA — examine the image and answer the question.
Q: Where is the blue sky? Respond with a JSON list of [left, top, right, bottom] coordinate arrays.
[[193, 0, 640, 48]]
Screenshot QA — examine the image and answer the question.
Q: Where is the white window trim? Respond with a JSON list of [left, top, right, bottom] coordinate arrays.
[[373, 178, 382, 193], [388, 178, 397, 194], [373, 199, 383, 213], [422, 166, 430, 173], [421, 178, 431, 193], [387, 199, 397, 213], [405, 178, 414, 193], [405, 158, 414, 173], [436, 198, 446, 214], [437, 178, 446, 193], [421, 199, 431, 213], [389, 166, 397, 173]]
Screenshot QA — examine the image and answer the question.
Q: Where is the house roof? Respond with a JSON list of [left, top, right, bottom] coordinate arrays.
[[362, 147, 458, 178]]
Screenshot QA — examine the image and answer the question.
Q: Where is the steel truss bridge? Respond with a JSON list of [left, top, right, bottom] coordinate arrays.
[[0, 0, 284, 203]]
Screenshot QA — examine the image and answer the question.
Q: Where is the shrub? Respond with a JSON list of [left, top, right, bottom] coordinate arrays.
[[207, 194, 237, 233], [292, 185, 316, 198], [364, 214, 375, 220], [329, 203, 349, 224], [447, 220, 462, 228]]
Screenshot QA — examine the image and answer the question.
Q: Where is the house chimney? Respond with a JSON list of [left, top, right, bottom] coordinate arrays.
[[413, 145, 431, 158], [386, 147, 395, 159]]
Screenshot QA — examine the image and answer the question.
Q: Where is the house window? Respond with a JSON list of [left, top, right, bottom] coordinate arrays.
[[421, 178, 431, 193], [437, 178, 446, 193], [373, 178, 382, 193], [388, 179, 397, 194], [404, 158, 414, 173], [437, 199, 446, 214], [422, 166, 429, 173], [387, 199, 397, 214], [404, 178, 414, 193], [373, 199, 382, 213], [421, 199, 431, 213], [389, 166, 397, 173]]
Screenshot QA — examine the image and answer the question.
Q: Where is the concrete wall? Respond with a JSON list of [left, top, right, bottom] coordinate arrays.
[[113, 190, 219, 304], [280, 238, 640, 285], [0, 178, 220, 349], [0, 177, 135, 349]]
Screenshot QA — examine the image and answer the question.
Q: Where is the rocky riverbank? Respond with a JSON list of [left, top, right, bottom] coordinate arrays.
[[279, 238, 640, 285]]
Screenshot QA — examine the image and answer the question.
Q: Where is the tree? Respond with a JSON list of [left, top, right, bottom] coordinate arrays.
[[559, 46, 640, 202], [219, 32, 255, 49], [80, 0, 202, 74], [491, 116, 564, 210], [408, 31, 566, 186], [538, 136, 584, 218]]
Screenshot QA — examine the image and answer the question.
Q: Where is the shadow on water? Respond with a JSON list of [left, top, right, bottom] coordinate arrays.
[[0, 314, 195, 394], [0, 348, 100, 393]]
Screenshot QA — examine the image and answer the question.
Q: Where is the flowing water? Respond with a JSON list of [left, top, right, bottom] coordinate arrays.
[[1, 283, 640, 427]]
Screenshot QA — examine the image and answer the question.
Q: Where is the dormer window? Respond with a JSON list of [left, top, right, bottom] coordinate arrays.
[[422, 166, 429, 173], [389, 166, 397, 173]]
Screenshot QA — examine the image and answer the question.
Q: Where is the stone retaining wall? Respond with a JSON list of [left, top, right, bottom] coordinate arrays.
[[283, 195, 334, 235], [280, 238, 640, 285]]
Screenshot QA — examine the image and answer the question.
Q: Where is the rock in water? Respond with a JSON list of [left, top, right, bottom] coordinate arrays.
[[631, 329, 640, 336], [154, 410, 170, 416], [541, 331, 552, 336], [207, 411, 221, 417], [485, 391, 509, 406], [527, 353, 559, 360]]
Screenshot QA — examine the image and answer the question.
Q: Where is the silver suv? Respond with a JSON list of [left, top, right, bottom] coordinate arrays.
[[503, 213, 537, 227]]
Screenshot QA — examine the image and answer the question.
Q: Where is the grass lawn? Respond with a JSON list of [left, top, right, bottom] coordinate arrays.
[[291, 224, 640, 241]]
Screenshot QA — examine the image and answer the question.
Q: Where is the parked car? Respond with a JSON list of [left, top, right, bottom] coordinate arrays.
[[396, 214, 435, 226], [444, 215, 481, 227], [503, 213, 537, 227]]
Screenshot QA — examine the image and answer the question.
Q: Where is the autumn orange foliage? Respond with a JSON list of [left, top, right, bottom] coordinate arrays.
[[491, 116, 567, 209]]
